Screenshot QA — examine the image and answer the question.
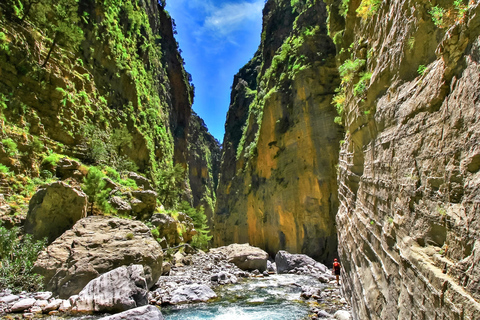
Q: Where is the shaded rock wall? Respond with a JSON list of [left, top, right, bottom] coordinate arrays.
[[187, 112, 221, 221], [327, 0, 480, 317], [0, 0, 193, 173], [213, 0, 343, 263]]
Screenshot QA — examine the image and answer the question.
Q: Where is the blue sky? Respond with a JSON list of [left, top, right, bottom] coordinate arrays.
[[165, 0, 264, 142]]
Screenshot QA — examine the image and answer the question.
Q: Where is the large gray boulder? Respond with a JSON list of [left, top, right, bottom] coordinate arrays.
[[73, 265, 148, 313], [275, 250, 328, 274], [34, 216, 163, 298], [210, 243, 269, 272], [24, 181, 87, 243], [169, 284, 217, 305], [98, 305, 164, 320]]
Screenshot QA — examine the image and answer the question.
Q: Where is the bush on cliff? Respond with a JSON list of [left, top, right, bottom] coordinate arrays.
[[178, 201, 212, 250], [0, 224, 46, 292], [82, 166, 112, 214]]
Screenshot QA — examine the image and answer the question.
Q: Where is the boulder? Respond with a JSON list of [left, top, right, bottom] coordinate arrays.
[[102, 177, 119, 191], [98, 305, 164, 320], [24, 181, 87, 243], [275, 250, 328, 274], [210, 243, 269, 272], [43, 299, 63, 312], [127, 172, 154, 191], [58, 299, 72, 312], [131, 190, 158, 220], [34, 292, 52, 300], [334, 310, 352, 320], [34, 216, 163, 298], [10, 298, 36, 312], [0, 294, 19, 304], [177, 212, 196, 242], [73, 265, 148, 313], [150, 214, 179, 246], [109, 196, 132, 215], [55, 157, 83, 180], [169, 284, 217, 305]]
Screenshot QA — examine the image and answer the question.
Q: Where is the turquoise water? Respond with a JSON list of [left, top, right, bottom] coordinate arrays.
[[39, 274, 320, 320], [162, 274, 320, 320]]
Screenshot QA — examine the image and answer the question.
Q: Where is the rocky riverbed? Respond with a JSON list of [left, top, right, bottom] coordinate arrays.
[[0, 245, 351, 319]]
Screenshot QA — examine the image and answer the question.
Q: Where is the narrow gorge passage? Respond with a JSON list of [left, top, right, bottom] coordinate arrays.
[[1, 0, 480, 319]]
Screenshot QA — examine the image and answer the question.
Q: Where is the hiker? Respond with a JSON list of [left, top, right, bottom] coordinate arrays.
[[333, 258, 341, 285]]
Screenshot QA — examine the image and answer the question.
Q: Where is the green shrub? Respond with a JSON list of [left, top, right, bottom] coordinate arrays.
[[339, 59, 365, 83], [2, 138, 18, 157], [40, 170, 54, 179], [119, 178, 137, 188], [151, 228, 160, 238], [42, 152, 62, 166], [340, 0, 350, 17], [429, 6, 445, 27], [178, 201, 212, 250], [354, 72, 372, 96], [104, 166, 121, 181], [32, 136, 44, 153], [0, 164, 10, 174], [417, 64, 427, 75], [153, 164, 185, 209], [82, 166, 112, 214], [356, 0, 382, 20], [0, 225, 47, 292]]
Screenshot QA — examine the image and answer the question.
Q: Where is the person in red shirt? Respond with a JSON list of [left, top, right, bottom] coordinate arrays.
[[333, 258, 341, 285]]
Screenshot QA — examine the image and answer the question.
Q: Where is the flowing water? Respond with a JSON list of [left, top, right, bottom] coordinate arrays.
[[37, 274, 324, 320], [162, 274, 323, 320]]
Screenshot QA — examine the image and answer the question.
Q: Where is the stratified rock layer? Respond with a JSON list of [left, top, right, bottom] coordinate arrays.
[[213, 0, 342, 263], [34, 216, 163, 298], [330, 0, 480, 318]]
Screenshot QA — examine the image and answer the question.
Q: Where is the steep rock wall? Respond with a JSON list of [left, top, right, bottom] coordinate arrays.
[[328, 0, 480, 317], [213, 0, 343, 263], [0, 0, 213, 209], [0, 0, 191, 173], [187, 112, 221, 221]]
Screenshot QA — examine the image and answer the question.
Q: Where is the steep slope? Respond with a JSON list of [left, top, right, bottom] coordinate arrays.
[[187, 112, 221, 222], [213, 0, 343, 263], [326, 0, 480, 317], [0, 0, 214, 211]]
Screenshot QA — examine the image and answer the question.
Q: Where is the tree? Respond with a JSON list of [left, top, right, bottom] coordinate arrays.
[[40, 0, 84, 67], [178, 201, 212, 250], [19, 0, 41, 22], [82, 167, 111, 215], [153, 164, 186, 209]]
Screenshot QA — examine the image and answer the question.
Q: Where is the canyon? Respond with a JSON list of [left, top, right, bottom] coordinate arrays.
[[1, 0, 480, 319]]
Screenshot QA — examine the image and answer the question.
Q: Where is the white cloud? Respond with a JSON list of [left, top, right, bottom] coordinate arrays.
[[203, 0, 264, 36]]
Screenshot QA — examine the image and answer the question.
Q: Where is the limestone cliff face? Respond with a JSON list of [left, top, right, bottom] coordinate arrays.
[[187, 112, 221, 222], [0, 1, 192, 173], [0, 1, 214, 208], [213, 0, 343, 263], [328, 0, 480, 317]]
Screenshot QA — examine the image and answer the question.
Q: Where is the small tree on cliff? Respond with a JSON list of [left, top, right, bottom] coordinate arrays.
[[37, 0, 84, 67], [153, 164, 185, 209], [82, 166, 111, 215], [178, 201, 212, 250]]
